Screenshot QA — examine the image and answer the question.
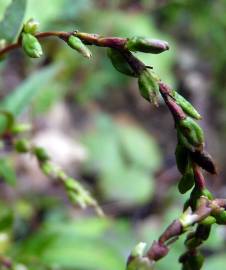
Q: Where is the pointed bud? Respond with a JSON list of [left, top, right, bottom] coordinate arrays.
[[172, 90, 202, 120], [107, 48, 136, 77], [22, 33, 43, 58], [178, 166, 194, 194], [67, 35, 92, 58], [138, 69, 159, 105], [190, 150, 217, 174], [177, 117, 204, 149], [23, 19, 40, 34], [126, 37, 169, 54]]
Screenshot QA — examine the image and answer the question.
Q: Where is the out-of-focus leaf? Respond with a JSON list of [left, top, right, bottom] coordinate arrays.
[[0, 0, 27, 43], [82, 114, 159, 205], [100, 165, 155, 206], [0, 64, 62, 116], [118, 124, 162, 172], [16, 218, 131, 270], [0, 207, 13, 231], [205, 254, 226, 270], [0, 0, 11, 19], [0, 158, 16, 186]]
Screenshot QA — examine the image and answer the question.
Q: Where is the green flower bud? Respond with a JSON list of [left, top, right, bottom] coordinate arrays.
[[201, 188, 213, 200], [64, 177, 80, 192], [23, 19, 40, 34], [107, 48, 136, 77], [126, 37, 169, 54], [200, 216, 216, 226], [22, 33, 43, 58], [67, 35, 92, 58], [41, 161, 53, 175], [213, 210, 226, 225], [138, 69, 159, 105], [177, 129, 195, 151], [178, 166, 194, 194], [33, 146, 49, 162], [177, 117, 204, 149], [175, 144, 189, 174], [15, 139, 30, 153], [172, 90, 201, 120]]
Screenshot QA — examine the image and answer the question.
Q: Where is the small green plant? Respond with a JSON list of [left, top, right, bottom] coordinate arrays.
[[0, 2, 224, 270]]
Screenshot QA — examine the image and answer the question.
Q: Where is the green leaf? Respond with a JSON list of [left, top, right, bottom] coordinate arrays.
[[118, 125, 162, 172], [0, 0, 27, 43], [0, 207, 13, 231], [0, 158, 16, 186], [100, 165, 155, 206], [0, 64, 62, 116], [16, 218, 130, 270]]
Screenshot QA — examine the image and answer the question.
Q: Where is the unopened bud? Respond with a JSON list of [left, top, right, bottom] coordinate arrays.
[[67, 35, 92, 58], [131, 242, 147, 257], [213, 210, 226, 225], [107, 48, 136, 77], [126, 37, 169, 54], [138, 69, 159, 105], [177, 117, 204, 149], [178, 166, 194, 194], [23, 19, 40, 34], [172, 90, 202, 120], [22, 33, 43, 58]]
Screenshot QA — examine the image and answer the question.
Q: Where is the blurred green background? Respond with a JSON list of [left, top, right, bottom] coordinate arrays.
[[0, 0, 226, 269]]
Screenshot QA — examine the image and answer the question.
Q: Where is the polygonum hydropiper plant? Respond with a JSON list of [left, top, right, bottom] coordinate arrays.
[[0, 17, 225, 270]]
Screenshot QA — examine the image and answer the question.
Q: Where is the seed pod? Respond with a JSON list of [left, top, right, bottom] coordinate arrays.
[[177, 117, 204, 149], [172, 90, 201, 120], [178, 166, 194, 194], [23, 18, 40, 34], [22, 33, 43, 58], [138, 69, 159, 105], [67, 35, 91, 58], [126, 37, 169, 54], [107, 48, 136, 77], [175, 144, 189, 174]]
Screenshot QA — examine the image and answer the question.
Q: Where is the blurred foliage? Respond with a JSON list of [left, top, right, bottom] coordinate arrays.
[[0, 0, 226, 270]]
